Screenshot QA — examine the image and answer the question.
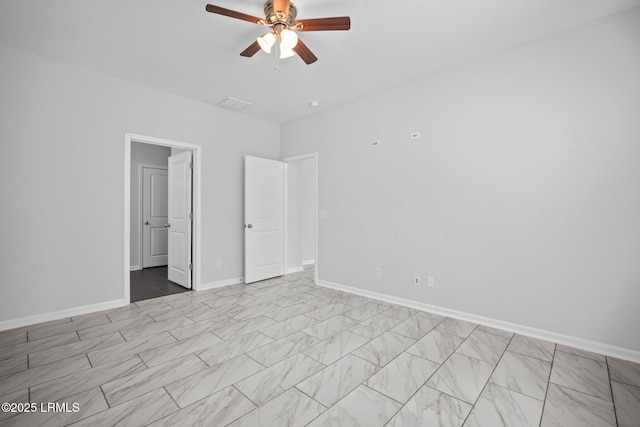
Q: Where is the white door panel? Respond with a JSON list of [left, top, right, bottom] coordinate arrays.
[[245, 156, 284, 284], [168, 151, 192, 288], [150, 228, 168, 256], [142, 167, 168, 268]]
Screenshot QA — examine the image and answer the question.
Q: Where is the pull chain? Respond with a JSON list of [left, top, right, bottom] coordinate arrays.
[[273, 39, 282, 74]]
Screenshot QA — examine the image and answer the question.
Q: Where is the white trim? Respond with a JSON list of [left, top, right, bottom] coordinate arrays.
[[281, 153, 318, 162], [313, 155, 318, 285], [138, 164, 168, 269], [281, 152, 319, 285], [0, 300, 126, 332], [130, 265, 141, 271], [283, 162, 288, 276], [124, 139, 131, 304], [199, 277, 244, 291], [124, 133, 203, 307], [302, 259, 315, 266], [287, 266, 305, 274], [316, 279, 640, 364]]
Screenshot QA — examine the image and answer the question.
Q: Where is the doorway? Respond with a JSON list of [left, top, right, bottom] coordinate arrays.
[[284, 153, 318, 283], [243, 153, 318, 285], [124, 133, 202, 305]]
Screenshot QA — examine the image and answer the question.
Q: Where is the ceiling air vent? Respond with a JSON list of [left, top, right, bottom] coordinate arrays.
[[216, 96, 252, 112]]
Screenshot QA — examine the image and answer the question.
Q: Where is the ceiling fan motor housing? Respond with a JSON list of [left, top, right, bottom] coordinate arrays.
[[264, 0, 297, 26]]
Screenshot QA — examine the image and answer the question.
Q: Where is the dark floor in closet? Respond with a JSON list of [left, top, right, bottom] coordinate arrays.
[[130, 266, 189, 302]]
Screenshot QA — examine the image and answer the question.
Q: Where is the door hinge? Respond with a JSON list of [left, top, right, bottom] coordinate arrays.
[[188, 213, 193, 220], [188, 263, 193, 271]]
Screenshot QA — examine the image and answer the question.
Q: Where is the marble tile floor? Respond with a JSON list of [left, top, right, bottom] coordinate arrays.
[[1, 266, 639, 426]]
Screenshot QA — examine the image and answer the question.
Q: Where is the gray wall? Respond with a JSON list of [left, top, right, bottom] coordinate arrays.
[[129, 142, 171, 270], [281, 8, 640, 352], [0, 44, 279, 322]]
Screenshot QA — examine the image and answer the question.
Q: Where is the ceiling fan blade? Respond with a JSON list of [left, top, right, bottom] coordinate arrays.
[[273, 0, 291, 19], [205, 4, 264, 25], [293, 39, 318, 64], [240, 41, 262, 57], [293, 17, 351, 31]]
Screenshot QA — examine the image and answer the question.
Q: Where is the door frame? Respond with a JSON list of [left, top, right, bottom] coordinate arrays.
[[124, 133, 202, 304], [282, 152, 319, 284], [138, 164, 168, 271]]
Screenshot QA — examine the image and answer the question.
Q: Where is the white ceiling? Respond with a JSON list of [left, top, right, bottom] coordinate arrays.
[[1, 0, 639, 123]]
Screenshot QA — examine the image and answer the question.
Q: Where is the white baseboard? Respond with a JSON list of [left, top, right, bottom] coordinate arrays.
[[130, 265, 141, 271], [316, 279, 640, 364], [0, 299, 127, 332], [198, 277, 244, 291], [286, 266, 305, 274], [302, 259, 315, 266]]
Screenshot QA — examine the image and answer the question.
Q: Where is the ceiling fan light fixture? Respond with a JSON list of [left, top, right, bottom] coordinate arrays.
[[279, 44, 296, 59], [205, 2, 351, 64], [280, 29, 299, 50], [257, 32, 276, 53]]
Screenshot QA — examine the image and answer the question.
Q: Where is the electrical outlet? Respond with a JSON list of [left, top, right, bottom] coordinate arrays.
[[375, 267, 382, 278], [427, 276, 435, 287], [216, 259, 222, 268], [414, 276, 422, 287]]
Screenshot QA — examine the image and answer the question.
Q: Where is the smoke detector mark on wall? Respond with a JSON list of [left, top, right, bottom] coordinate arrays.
[[216, 96, 252, 112]]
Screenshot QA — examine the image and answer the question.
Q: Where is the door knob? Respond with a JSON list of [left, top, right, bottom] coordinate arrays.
[[247, 224, 253, 229], [164, 224, 170, 228], [144, 221, 149, 225]]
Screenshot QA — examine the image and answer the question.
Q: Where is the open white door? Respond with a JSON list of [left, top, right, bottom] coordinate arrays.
[[244, 156, 284, 284], [168, 151, 192, 288]]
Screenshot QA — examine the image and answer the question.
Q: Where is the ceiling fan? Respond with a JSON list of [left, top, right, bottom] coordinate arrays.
[[205, 0, 351, 64]]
